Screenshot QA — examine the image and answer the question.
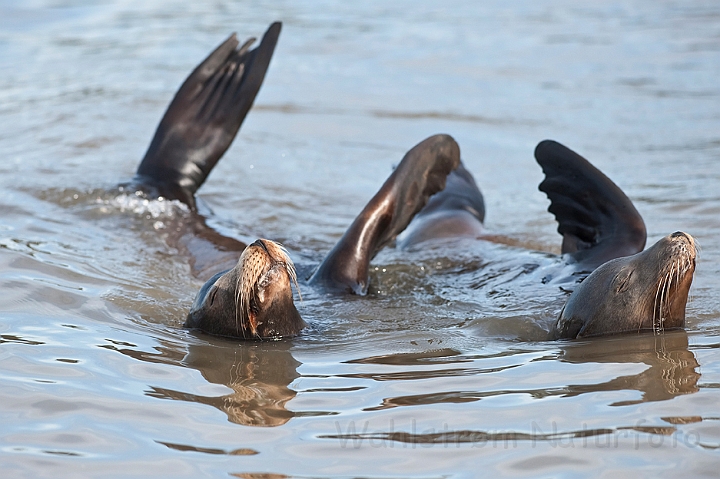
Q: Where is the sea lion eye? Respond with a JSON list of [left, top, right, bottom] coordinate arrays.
[[208, 288, 218, 306], [614, 270, 633, 293]]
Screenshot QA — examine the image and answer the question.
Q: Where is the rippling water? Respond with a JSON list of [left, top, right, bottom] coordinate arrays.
[[2, 0, 720, 477]]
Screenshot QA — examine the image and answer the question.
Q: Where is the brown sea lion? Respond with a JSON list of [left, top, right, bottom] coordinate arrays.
[[128, 22, 695, 341], [127, 20, 460, 339], [123, 22, 308, 338], [553, 231, 697, 339], [394, 140, 696, 339], [527, 141, 695, 339], [186, 134, 461, 338]]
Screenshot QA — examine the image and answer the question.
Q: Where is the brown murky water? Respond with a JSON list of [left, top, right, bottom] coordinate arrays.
[[2, 1, 720, 477]]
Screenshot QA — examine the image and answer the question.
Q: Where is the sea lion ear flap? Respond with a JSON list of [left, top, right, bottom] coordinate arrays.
[[535, 140, 646, 268], [135, 22, 282, 210]]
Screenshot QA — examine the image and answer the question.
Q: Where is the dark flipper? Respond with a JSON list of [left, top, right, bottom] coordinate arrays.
[[135, 22, 282, 209], [396, 162, 485, 249], [408, 162, 485, 222], [310, 134, 461, 295], [535, 140, 646, 269]]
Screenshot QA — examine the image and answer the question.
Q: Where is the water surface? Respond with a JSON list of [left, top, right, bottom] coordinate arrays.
[[2, 1, 720, 477]]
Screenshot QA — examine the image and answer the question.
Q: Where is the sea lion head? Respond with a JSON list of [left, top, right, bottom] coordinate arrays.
[[553, 231, 697, 339], [185, 239, 305, 339]]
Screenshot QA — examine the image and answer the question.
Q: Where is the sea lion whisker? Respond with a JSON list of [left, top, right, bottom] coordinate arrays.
[[653, 273, 665, 334], [661, 264, 676, 332], [285, 261, 302, 302], [274, 242, 302, 303], [665, 269, 674, 331], [235, 272, 244, 339], [655, 270, 671, 334], [660, 272, 670, 333], [659, 277, 666, 332]]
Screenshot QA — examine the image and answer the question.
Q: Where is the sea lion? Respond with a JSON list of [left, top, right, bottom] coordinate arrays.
[[122, 22, 309, 338], [553, 231, 697, 339], [126, 20, 460, 339], [392, 140, 696, 339], [530, 141, 695, 338], [187, 134, 461, 337], [308, 134, 461, 295], [128, 23, 695, 341]]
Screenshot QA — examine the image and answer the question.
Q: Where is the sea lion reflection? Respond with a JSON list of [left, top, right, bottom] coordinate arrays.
[[171, 338, 300, 426], [559, 330, 700, 405]]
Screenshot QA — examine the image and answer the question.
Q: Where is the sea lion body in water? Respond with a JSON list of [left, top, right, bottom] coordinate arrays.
[[127, 23, 695, 341], [310, 140, 696, 340], [123, 23, 461, 338], [412, 141, 696, 339], [187, 133, 462, 337], [123, 22, 308, 337]]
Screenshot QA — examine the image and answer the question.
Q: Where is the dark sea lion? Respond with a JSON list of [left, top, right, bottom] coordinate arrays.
[[126, 19, 460, 339], [309, 134, 461, 295], [553, 231, 697, 339], [185, 239, 305, 339], [394, 139, 696, 340], [187, 134, 460, 338], [120, 22, 308, 338]]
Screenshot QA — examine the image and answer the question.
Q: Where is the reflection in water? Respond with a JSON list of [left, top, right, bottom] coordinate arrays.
[[3, 0, 720, 474], [148, 337, 300, 427], [157, 441, 258, 456], [558, 331, 700, 405], [347, 332, 699, 412], [0, 334, 45, 346], [321, 333, 706, 449]]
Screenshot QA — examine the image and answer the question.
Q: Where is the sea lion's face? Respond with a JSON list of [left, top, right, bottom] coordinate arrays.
[[554, 232, 697, 339], [185, 239, 305, 339]]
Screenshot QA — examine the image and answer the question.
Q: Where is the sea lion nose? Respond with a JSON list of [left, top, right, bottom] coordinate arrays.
[[250, 239, 269, 253], [671, 231, 688, 239]]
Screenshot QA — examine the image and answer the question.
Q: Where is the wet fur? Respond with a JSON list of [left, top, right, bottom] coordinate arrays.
[[553, 232, 697, 339], [127, 23, 695, 341], [186, 239, 304, 340]]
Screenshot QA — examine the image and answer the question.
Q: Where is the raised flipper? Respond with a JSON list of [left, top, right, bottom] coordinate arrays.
[[310, 134, 461, 295], [397, 162, 485, 248], [135, 22, 282, 210], [535, 140, 646, 269]]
